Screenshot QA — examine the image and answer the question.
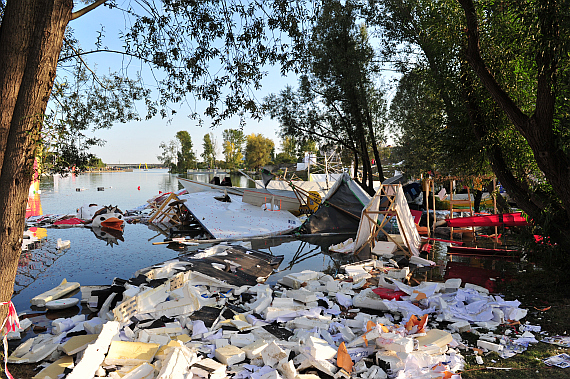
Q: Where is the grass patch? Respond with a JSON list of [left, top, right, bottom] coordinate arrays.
[[461, 268, 570, 378]]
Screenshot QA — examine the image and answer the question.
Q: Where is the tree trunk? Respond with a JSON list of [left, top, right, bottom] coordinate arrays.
[[0, 0, 72, 321], [459, 0, 570, 222]]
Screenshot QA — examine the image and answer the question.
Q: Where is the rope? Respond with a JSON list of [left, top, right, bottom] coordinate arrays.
[[1, 301, 19, 379]]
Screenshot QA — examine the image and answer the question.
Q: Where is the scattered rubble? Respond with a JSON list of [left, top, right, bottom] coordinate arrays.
[[6, 243, 549, 379]]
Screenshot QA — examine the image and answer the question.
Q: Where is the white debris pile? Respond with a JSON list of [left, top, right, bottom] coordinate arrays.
[[7, 252, 538, 379]]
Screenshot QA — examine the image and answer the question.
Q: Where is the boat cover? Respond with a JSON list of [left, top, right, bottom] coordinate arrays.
[[446, 212, 528, 227], [301, 173, 371, 234]]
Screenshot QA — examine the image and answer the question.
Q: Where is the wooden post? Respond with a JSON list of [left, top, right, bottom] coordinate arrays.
[[493, 178, 494, 243], [425, 177, 431, 237], [432, 179, 436, 239], [450, 180, 454, 240]]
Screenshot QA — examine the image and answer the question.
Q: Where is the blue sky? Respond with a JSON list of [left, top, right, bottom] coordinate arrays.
[[68, 1, 296, 164], [66, 1, 397, 165]]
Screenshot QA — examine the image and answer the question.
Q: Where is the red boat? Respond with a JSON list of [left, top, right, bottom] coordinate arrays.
[[446, 212, 528, 228]]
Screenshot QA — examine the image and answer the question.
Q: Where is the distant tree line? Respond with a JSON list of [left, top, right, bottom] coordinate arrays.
[[158, 129, 322, 173]]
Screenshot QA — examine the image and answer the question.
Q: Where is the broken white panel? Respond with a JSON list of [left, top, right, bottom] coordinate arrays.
[[295, 352, 338, 377], [230, 333, 256, 348], [306, 336, 337, 360], [353, 289, 389, 311], [151, 285, 201, 318], [157, 346, 198, 378], [179, 192, 300, 239], [66, 321, 120, 379], [279, 270, 320, 289], [8, 341, 58, 364], [477, 340, 503, 352], [215, 344, 246, 366], [243, 340, 268, 359], [122, 362, 155, 379], [261, 341, 289, 368], [137, 284, 170, 313], [277, 358, 297, 379], [287, 288, 317, 304], [190, 358, 227, 378], [343, 265, 371, 282]]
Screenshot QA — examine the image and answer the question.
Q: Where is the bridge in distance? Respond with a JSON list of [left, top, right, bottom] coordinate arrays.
[[107, 163, 165, 169]]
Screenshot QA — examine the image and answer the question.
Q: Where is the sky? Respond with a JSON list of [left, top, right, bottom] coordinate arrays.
[[68, 2, 296, 165], [67, 1, 397, 165]]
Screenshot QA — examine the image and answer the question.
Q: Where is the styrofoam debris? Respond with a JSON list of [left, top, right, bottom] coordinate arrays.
[[14, 243, 541, 379]]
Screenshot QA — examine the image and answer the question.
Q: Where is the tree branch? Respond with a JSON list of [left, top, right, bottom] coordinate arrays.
[[458, 0, 530, 134], [63, 38, 107, 89], [58, 49, 153, 64], [71, 0, 107, 21]]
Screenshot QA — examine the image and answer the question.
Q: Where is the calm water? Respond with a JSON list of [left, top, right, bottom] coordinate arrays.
[[13, 170, 350, 313], [14, 170, 519, 314]]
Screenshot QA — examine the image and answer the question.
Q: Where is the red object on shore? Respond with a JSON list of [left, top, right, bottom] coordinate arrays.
[[372, 287, 408, 300], [446, 212, 529, 227]]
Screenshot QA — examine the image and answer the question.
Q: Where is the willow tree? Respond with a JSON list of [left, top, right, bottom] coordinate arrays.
[[0, 0, 308, 321]]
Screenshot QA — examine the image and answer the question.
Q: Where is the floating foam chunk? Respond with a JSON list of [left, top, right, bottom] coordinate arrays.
[[465, 283, 489, 294], [386, 267, 409, 280], [104, 341, 160, 366], [445, 278, 461, 291], [409, 256, 435, 267], [214, 344, 246, 366], [344, 265, 371, 282], [295, 352, 338, 376], [8, 340, 59, 364], [30, 278, 80, 307], [449, 320, 471, 333], [287, 316, 331, 330], [84, 317, 105, 334]]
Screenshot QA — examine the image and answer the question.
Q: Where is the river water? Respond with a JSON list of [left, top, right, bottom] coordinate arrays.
[[14, 169, 520, 315], [13, 169, 351, 312]]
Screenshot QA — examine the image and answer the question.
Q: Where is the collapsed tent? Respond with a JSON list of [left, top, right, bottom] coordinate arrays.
[[301, 173, 371, 235]]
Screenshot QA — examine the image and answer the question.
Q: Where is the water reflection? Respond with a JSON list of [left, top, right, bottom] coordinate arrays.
[[90, 227, 125, 246], [429, 240, 522, 292]]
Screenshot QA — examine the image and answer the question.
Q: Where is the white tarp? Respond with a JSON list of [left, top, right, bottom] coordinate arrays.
[[395, 185, 421, 256], [352, 184, 421, 256], [353, 187, 384, 253], [179, 192, 300, 239]]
